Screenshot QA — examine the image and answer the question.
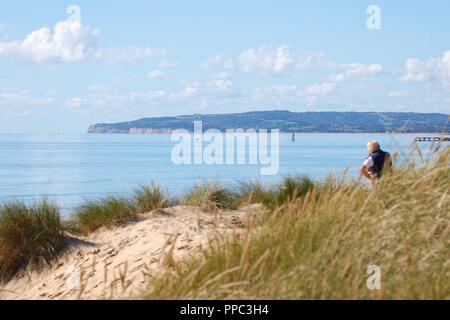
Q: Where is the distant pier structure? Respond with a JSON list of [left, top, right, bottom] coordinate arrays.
[[415, 136, 450, 142]]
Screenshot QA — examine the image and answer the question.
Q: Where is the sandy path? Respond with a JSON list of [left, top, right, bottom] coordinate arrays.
[[0, 206, 259, 300]]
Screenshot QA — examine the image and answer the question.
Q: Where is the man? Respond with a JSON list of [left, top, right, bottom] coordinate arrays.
[[360, 140, 392, 184]]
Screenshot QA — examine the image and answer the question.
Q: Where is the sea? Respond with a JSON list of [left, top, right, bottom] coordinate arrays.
[[0, 133, 436, 216]]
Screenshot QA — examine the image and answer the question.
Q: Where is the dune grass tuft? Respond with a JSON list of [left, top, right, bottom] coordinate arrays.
[[71, 197, 137, 235], [236, 176, 315, 210], [266, 175, 315, 210], [235, 180, 270, 207], [0, 200, 65, 281], [182, 183, 239, 211], [141, 148, 450, 300], [134, 183, 169, 212], [70, 183, 169, 235]]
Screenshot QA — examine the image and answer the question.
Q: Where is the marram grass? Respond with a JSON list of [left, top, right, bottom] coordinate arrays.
[[71, 196, 137, 235], [141, 148, 449, 300], [0, 200, 65, 281], [0, 150, 448, 299], [182, 182, 240, 211], [70, 183, 169, 235], [0, 183, 170, 280]]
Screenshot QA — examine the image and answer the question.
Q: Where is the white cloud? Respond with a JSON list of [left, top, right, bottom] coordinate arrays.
[[0, 6, 99, 63], [213, 71, 229, 79], [203, 46, 382, 85], [87, 85, 111, 92], [158, 60, 180, 68], [330, 63, 382, 82], [389, 90, 409, 97], [401, 59, 429, 82], [295, 51, 327, 69], [0, 89, 55, 107], [66, 96, 84, 107], [147, 70, 164, 79], [253, 62, 381, 100], [254, 85, 298, 95], [201, 52, 235, 70], [94, 46, 165, 63], [152, 90, 166, 98], [401, 51, 450, 84], [304, 96, 319, 108], [253, 82, 337, 100], [238, 45, 295, 75], [300, 82, 338, 96], [65, 89, 167, 110], [181, 76, 232, 97], [237, 45, 329, 76], [205, 79, 232, 91], [183, 82, 200, 96], [223, 59, 235, 70], [295, 63, 382, 99], [201, 52, 226, 69], [292, 63, 381, 99], [0, 6, 164, 64]]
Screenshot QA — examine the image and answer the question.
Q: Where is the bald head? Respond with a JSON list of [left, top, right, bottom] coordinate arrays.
[[367, 140, 381, 154]]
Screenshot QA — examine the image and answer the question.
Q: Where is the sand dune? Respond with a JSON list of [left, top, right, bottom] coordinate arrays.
[[1, 206, 260, 300]]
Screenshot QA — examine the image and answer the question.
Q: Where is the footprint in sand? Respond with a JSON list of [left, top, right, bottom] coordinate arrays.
[[55, 273, 65, 280], [130, 264, 144, 273], [2, 205, 254, 300], [151, 248, 164, 256]]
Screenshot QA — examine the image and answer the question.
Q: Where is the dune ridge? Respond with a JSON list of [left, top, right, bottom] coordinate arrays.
[[1, 206, 259, 300]]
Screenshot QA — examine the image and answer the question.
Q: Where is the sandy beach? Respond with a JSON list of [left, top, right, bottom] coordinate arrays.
[[0, 205, 260, 300]]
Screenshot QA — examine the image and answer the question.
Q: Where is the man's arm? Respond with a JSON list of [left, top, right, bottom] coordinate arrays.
[[360, 157, 375, 180], [360, 165, 374, 180]]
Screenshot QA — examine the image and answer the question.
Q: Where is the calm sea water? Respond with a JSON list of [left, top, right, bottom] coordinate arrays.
[[0, 133, 429, 216]]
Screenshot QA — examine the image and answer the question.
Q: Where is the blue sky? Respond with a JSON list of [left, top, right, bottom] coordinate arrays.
[[0, 1, 449, 133]]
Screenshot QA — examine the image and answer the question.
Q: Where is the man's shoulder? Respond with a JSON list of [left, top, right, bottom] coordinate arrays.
[[363, 156, 374, 168]]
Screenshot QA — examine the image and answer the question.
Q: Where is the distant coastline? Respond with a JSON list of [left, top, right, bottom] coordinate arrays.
[[87, 110, 449, 134]]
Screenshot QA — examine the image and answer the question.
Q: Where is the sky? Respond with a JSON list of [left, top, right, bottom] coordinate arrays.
[[0, 1, 449, 133]]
